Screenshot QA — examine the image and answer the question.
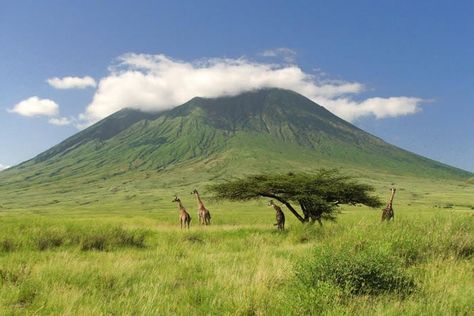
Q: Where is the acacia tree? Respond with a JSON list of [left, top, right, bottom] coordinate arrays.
[[208, 169, 383, 225]]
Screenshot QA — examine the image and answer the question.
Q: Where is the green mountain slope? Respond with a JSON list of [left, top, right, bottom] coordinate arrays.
[[0, 88, 470, 210]]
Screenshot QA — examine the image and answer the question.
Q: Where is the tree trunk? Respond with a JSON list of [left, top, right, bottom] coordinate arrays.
[[299, 201, 311, 222]]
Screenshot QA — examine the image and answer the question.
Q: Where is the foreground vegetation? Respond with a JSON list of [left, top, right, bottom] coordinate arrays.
[[0, 198, 472, 315], [1, 164, 473, 315]]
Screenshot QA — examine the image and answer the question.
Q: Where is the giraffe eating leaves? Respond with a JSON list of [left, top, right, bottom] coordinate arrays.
[[269, 200, 285, 230]]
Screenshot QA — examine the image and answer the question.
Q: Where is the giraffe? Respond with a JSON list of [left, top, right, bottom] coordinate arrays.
[[191, 189, 211, 225], [172, 196, 191, 229], [268, 200, 285, 230], [381, 188, 396, 222]]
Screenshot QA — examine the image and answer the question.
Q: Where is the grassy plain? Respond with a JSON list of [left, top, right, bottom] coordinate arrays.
[[0, 172, 473, 315]]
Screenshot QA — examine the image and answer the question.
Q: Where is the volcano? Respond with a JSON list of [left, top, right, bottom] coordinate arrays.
[[0, 88, 470, 209]]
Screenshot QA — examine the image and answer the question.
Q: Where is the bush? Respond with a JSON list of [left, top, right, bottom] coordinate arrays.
[[0, 225, 147, 252], [296, 245, 415, 296], [449, 231, 474, 259], [81, 234, 107, 251], [34, 230, 65, 251], [112, 227, 146, 248], [80, 227, 146, 251]]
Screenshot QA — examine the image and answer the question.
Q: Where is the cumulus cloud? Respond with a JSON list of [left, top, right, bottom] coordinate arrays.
[[47, 76, 96, 89], [77, 53, 424, 126], [8, 97, 59, 117], [48, 117, 72, 126], [8, 97, 72, 127]]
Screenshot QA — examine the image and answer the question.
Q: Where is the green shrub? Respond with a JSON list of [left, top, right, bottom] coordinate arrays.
[[449, 231, 474, 259], [80, 227, 146, 251], [81, 234, 107, 251], [34, 230, 65, 250], [112, 227, 146, 248], [296, 245, 415, 296]]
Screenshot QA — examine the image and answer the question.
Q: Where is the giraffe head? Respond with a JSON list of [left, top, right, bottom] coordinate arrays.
[[191, 189, 198, 195], [172, 196, 181, 203]]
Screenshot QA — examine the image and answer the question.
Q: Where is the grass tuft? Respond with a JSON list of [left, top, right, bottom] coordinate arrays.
[[0, 238, 16, 252]]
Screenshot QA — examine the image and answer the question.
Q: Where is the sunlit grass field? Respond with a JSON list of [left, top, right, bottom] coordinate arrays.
[[0, 174, 473, 315]]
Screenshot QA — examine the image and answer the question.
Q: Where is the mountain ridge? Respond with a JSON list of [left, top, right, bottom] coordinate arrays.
[[2, 88, 471, 189]]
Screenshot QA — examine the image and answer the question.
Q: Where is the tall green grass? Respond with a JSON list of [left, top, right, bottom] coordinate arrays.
[[0, 207, 472, 315]]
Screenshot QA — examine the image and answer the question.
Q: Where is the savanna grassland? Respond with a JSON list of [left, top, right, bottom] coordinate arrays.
[[1, 173, 473, 315], [0, 89, 473, 314]]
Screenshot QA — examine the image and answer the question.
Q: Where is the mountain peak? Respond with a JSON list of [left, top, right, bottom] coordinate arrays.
[[6, 88, 471, 181]]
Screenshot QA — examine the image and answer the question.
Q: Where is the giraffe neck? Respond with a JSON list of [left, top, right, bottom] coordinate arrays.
[[177, 200, 185, 211], [387, 190, 396, 208], [195, 192, 205, 208]]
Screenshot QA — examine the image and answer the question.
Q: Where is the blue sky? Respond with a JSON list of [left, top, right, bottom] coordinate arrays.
[[1, 0, 473, 172]]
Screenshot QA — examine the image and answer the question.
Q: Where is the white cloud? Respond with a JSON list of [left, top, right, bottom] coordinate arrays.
[[77, 53, 424, 126], [47, 76, 96, 89], [0, 164, 10, 171], [260, 48, 297, 63], [315, 96, 424, 121], [8, 97, 59, 117], [8, 97, 72, 127], [48, 117, 72, 126]]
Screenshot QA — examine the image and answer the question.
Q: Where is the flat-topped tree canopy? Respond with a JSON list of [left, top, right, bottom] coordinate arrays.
[[208, 169, 383, 224]]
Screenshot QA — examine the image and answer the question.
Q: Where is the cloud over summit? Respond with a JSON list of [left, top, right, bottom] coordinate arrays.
[[80, 53, 424, 125]]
